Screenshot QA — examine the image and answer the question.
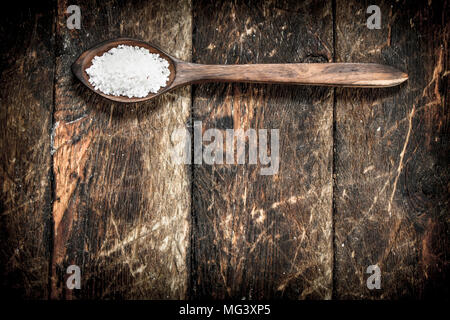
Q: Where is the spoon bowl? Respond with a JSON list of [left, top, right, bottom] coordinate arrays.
[[72, 38, 178, 102], [72, 38, 408, 103]]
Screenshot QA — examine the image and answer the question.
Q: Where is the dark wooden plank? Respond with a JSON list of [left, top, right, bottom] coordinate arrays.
[[334, 0, 449, 298], [0, 3, 55, 299], [51, 0, 191, 299], [191, 0, 334, 299]]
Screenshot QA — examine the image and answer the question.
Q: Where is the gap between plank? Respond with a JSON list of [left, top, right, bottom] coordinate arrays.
[[331, 0, 338, 300]]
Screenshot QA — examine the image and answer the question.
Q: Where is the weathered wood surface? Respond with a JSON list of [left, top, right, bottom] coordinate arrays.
[[0, 0, 448, 300], [190, 0, 334, 299], [175, 62, 408, 87], [334, 0, 449, 298], [51, 0, 191, 299], [0, 3, 54, 299]]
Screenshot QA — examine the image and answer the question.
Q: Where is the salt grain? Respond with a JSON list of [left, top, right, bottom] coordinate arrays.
[[86, 45, 170, 98]]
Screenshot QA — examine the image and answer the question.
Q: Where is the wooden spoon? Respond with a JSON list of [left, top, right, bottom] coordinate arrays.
[[72, 38, 408, 103]]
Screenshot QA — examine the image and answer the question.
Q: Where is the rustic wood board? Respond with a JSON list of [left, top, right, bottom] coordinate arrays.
[[334, 0, 449, 298], [51, 0, 192, 299], [190, 0, 334, 299], [0, 2, 54, 299], [0, 0, 448, 300]]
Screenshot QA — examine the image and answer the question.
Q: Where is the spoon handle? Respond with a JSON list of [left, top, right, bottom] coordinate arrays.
[[175, 62, 408, 88]]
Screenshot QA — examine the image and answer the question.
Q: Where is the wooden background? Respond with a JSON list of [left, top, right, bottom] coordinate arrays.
[[0, 0, 448, 299]]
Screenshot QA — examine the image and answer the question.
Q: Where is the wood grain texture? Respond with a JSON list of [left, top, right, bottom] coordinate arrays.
[[190, 0, 334, 299], [0, 0, 447, 300], [176, 62, 408, 87], [334, 0, 449, 298], [52, 0, 191, 299], [0, 3, 54, 299]]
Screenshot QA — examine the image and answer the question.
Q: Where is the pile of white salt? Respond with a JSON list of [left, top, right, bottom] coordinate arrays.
[[86, 45, 170, 98]]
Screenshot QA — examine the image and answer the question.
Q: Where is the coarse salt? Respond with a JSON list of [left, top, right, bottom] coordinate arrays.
[[86, 45, 170, 98]]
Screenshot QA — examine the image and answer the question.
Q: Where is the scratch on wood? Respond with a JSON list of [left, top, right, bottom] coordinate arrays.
[[388, 105, 416, 216]]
